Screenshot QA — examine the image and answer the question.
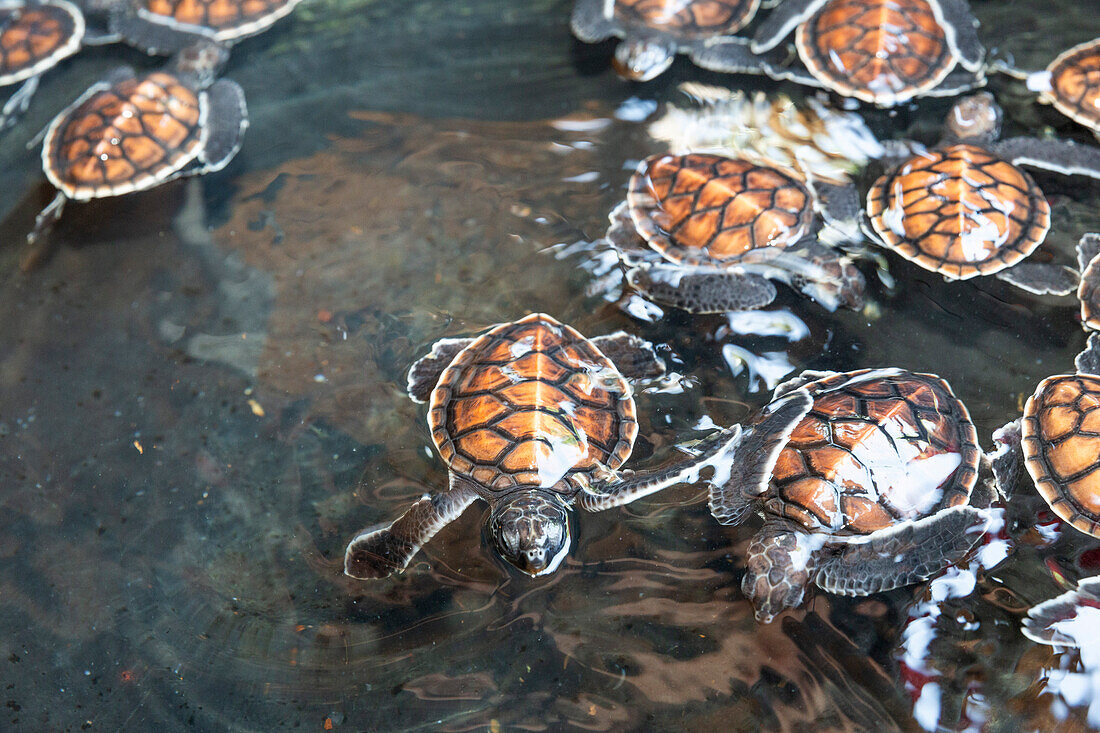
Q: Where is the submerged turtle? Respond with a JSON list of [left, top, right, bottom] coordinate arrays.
[[345, 313, 738, 579], [25, 40, 247, 262], [1029, 38, 1100, 142], [107, 0, 303, 54], [689, 0, 986, 106], [709, 368, 987, 623], [865, 93, 1100, 295], [604, 152, 865, 314], [0, 0, 85, 128], [1078, 234, 1100, 330], [570, 0, 761, 81]]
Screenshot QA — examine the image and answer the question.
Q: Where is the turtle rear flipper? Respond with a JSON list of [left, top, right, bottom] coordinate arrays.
[[806, 180, 861, 238], [0, 77, 40, 131], [197, 79, 247, 173], [995, 262, 1079, 296], [626, 264, 777, 314], [709, 388, 814, 525], [1077, 233, 1100, 273], [813, 505, 986, 596], [570, 0, 615, 42], [406, 337, 475, 403], [590, 332, 665, 382], [344, 479, 478, 579], [936, 0, 984, 70], [749, 0, 823, 53], [991, 137, 1100, 180]]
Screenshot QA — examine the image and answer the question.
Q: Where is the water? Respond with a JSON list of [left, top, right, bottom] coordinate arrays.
[[2, 0, 1100, 729]]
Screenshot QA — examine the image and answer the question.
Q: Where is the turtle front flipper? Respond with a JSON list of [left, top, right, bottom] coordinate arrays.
[[987, 420, 1023, 500], [590, 332, 665, 382], [196, 79, 248, 174], [688, 37, 764, 75], [709, 388, 813, 526], [577, 426, 744, 512], [991, 137, 1100, 180], [626, 264, 777, 314], [995, 262, 1079, 296], [1075, 332, 1100, 375], [934, 0, 984, 70], [749, 0, 824, 53], [406, 337, 475, 403], [1077, 234, 1100, 330], [742, 518, 817, 623], [344, 478, 479, 579], [569, 0, 615, 43], [806, 180, 861, 239], [813, 505, 987, 596], [1023, 577, 1100, 646]]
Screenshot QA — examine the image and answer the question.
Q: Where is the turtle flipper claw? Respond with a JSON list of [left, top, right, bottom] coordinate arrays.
[[406, 337, 475, 403]]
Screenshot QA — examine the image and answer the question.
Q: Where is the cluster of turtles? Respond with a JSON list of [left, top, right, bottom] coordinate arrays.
[[343, 0, 1100, 642]]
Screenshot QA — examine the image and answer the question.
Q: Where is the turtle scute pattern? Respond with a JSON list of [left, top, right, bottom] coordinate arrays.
[[797, 0, 954, 103], [0, 3, 79, 81], [1023, 374, 1100, 538], [1046, 39, 1100, 134], [867, 144, 1051, 279], [428, 315, 638, 493], [629, 153, 813, 266], [766, 371, 979, 534], [46, 71, 202, 200], [143, 0, 294, 33], [613, 0, 758, 36]]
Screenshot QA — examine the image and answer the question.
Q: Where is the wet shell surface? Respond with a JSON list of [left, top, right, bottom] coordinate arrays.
[[866, 143, 1051, 279], [1022, 374, 1100, 538], [0, 0, 83, 85], [1042, 37, 1100, 136], [627, 152, 814, 267], [43, 71, 203, 200], [140, 0, 302, 40], [428, 313, 637, 493], [795, 0, 956, 105], [613, 0, 760, 38], [765, 370, 979, 534]]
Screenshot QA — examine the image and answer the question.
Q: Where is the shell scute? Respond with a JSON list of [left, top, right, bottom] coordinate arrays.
[[142, 0, 299, 37], [613, 0, 759, 37], [1044, 38, 1100, 135], [0, 2, 81, 84]]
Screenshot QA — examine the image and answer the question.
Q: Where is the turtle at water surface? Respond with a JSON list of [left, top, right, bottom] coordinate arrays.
[[344, 313, 739, 579], [106, 0, 304, 54], [604, 152, 865, 314], [865, 93, 1100, 295], [708, 368, 988, 623], [689, 0, 986, 106], [570, 0, 762, 81], [23, 40, 247, 268]]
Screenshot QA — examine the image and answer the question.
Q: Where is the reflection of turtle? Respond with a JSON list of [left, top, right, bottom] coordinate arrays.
[[0, 0, 85, 128], [570, 0, 761, 81], [605, 152, 865, 314], [1029, 38, 1100, 142], [26, 40, 247, 261], [345, 313, 738, 579], [709, 368, 987, 623], [108, 0, 304, 54], [689, 0, 985, 106], [865, 93, 1100, 295]]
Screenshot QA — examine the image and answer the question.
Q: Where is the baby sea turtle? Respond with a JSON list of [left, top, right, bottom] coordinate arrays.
[[709, 368, 987, 623], [570, 0, 761, 81], [865, 93, 1100, 295], [605, 152, 865, 314], [1078, 233, 1100, 330], [344, 313, 738, 579], [1030, 38, 1100, 142], [26, 40, 247, 258], [689, 0, 985, 106], [0, 0, 85, 128], [108, 0, 304, 54]]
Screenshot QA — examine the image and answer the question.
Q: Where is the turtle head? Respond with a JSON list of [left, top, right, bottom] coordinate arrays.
[[613, 39, 675, 82], [487, 491, 571, 577], [944, 92, 1003, 144], [741, 529, 814, 623], [170, 40, 231, 89]]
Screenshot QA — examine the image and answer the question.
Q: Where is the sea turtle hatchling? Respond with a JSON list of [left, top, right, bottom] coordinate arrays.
[[688, 0, 986, 106], [344, 313, 739, 579], [0, 0, 85, 129], [1028, 37, 1100, 142], [604, 152, 866, 314], [570, 0, 762, 81], [708, 368, 988, 623], [24, 39, 247, 264], [106, 0, 304, 54], [865, 93, 1100, 295]]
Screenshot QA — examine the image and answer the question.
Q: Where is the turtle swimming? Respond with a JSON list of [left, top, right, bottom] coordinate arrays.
[[570, 0, 762, 81], [0, 0, 85, 129], [709, 368, 988, 622], [344, 313, 739, 579], [604, 152, 865, 314], [1029, 37, 1100, 142], [106, 0, 304, 54]]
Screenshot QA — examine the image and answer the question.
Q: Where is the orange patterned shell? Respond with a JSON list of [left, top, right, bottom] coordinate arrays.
[[613, 0, 760, 38], [866, 144, 1051, 280], [0, 0, 83, 85], [140, 0, 300, 40], [428, 314, 637, 494], [43, 71, 203, 200], [1023, 374, 1100, 539], [795, 0, 955, 105], [764, 370, 979, 535], [1043, 38, 1100, 136], [627, 153, 813, 268]]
